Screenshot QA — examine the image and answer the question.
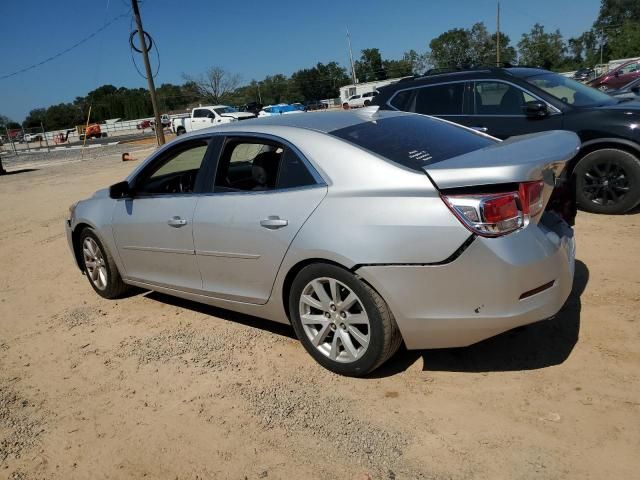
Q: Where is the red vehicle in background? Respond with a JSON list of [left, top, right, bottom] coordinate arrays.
[[588, 59, 640, 91]]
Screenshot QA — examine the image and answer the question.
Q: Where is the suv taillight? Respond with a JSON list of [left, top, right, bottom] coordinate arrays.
[[442, 180, 545, 237]]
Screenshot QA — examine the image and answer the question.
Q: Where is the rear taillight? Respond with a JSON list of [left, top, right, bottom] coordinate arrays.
[[442, 180, 545, 237]]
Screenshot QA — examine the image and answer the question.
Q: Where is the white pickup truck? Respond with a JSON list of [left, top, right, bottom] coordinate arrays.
[[171, 105, 255, 135]]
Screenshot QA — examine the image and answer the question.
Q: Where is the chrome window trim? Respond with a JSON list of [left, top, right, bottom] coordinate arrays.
[[386, 78, 561, 116]]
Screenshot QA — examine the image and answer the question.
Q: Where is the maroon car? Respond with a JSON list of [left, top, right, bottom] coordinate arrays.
[[588, 59, 640, 91]]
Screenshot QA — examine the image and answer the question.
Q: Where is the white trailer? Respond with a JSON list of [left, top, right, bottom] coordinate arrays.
[[339, 77, 410, 105]]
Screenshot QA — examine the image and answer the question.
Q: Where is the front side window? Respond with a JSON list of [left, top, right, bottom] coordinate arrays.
[[525, 72, 616, 107], [214, 139, 316, 192], [412, 83, 465, 115], [135, 140, 209, 195], [619, 62, 640, 74], [473, 81, 535, 115], [193, 109, 211, 118]]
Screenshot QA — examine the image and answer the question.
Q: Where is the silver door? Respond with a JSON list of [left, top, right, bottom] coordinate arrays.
[[111, 138, 211, 291], [112, 196, 201, 290], [193, 187, 326, 304]]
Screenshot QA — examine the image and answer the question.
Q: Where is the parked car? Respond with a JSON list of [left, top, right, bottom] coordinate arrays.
[[23, 133, 43, 142], [258, 104, 305, 116], [304, 100, 329, 111], [171, 105, 255, 135], [374, 66, 640, 214], [572, 67, 595, 82], [137, 119, 152, 130], [66, 110, 578, 376], [239, 102, 263, 116], [588, 59, 640, 91], [607, 77, 640, 100], [343, 91, 378, 108]]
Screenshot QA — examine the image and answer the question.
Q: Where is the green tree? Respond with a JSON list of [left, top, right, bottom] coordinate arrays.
[[355, 48, 385, 81], [428, 23, 515, 68], [429, 28, 471, 68], [607, 21, 640, 59], [290, 62, 349, 101], [517, 23, 565, 69], [401, 49, 429, 75], [594, 0, 640, 29], [23, 108, 47, 129]]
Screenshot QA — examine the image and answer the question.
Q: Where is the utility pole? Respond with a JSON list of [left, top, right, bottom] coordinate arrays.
[[496, 1, 501, 66], [131, 0, 165, 145], [346, 26, 357, 84], [600, 28, 604, 67]]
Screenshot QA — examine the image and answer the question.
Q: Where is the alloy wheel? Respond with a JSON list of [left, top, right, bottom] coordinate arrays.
[[582, 160, 630, 206], [298, 277, 370, 363], [83, 237, 108, 290]]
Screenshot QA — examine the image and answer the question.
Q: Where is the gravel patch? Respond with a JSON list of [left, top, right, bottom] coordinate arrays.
[[0, 380, 44, 463], [118, 321, 283, 370], [51, 306, 101, 330], [237, 377, 411, 476]]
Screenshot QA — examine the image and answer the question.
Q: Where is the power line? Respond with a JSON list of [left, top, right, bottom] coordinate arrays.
[[0, 11, 130, 81]]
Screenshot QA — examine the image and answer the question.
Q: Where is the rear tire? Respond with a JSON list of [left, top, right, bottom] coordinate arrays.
[[574, 148, 640, 214], [289, 264, 402, 377], [176, 127, 186, 136], [79, 228, 129, 299]]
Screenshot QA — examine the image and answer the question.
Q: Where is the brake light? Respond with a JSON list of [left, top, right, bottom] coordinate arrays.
[[520, 180, 544, 217], [442, 180, 546, 237]]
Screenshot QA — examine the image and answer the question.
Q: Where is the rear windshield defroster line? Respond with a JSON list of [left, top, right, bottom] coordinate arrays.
[[329, 115, 496, 171]]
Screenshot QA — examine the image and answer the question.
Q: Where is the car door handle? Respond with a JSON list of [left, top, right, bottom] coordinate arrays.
[[167, 216, 188, 227], [471, 126, 488, 132], [260, 216, 288, 229]]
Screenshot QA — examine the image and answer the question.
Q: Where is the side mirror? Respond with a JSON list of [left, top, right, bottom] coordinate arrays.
[[614, 70, 620, 77], [109, 181, 133, 199], [207, 113, 215, 119], [631, 86, 640, 93], [524, 101, 549, 118]]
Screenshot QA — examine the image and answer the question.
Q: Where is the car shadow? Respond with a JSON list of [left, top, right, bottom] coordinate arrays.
[[0, 168, 38, 176], [142, 290, 297, 341], [369, 259, 589, 377]]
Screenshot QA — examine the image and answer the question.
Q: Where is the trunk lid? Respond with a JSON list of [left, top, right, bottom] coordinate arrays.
[[425, 130, 581, 225], [422, 130, 580, 190]]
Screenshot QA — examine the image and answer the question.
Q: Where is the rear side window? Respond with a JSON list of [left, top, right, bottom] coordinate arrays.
[[413, 83, 465, 115], [214, 139, 317, 192], [329, 115, 495, 171]]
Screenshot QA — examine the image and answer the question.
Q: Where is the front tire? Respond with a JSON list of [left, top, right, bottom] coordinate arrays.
[[80, 228, 129, 299], [574, 148, 640, 214], [289, 264, 402, 376]]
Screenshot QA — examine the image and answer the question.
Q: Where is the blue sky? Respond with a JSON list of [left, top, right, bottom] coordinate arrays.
[[1, 0, 601, 121]]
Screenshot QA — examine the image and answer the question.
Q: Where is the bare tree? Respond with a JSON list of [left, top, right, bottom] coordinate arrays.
[[182, 67, 242, 104]]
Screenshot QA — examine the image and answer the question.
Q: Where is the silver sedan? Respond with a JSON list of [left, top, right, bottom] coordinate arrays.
[[66, 109, 579, 376]]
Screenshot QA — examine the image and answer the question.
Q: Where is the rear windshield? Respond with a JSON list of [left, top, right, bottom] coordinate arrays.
[[329, 115, 495, 170]]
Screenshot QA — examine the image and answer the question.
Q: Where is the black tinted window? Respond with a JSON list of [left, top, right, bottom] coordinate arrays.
[[390, 89, 416, 111], [330, 115, 495, 171], [214, 140, 317, 192], [413, 83, 465, 115], [277, 149, 316, 189]]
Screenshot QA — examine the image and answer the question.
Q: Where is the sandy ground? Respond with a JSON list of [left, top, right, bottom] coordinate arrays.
[[0, 151, 639, 480]]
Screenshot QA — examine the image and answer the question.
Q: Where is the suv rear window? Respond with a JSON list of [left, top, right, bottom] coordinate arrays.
[[329, 115, 495, 170]]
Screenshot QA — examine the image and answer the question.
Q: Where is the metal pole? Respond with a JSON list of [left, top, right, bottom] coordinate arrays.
[[132, 0, 165, 146], [600, 28, 604, 67], [496, 2, 501, 66], [346, 26, 357, 84], [41, 122, 50, 153]]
